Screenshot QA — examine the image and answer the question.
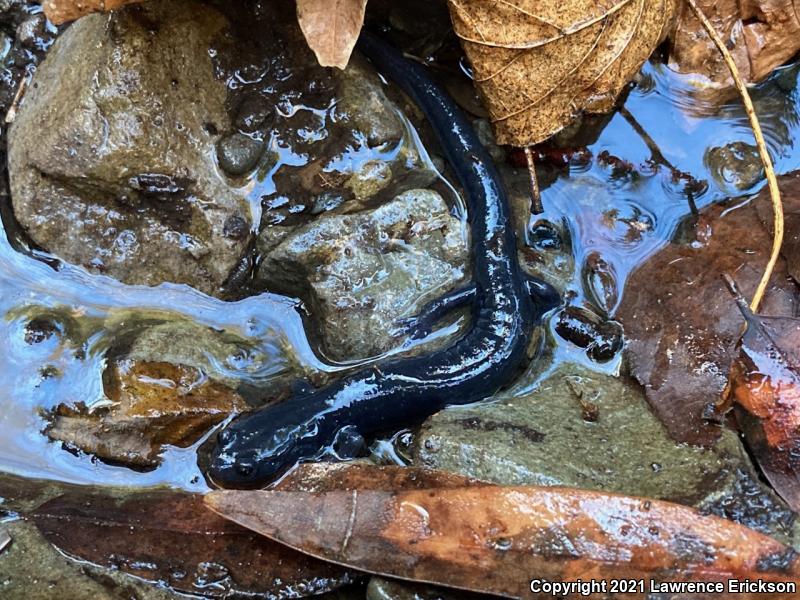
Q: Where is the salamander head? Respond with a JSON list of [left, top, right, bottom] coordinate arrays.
[[209, 412, 311, 488]]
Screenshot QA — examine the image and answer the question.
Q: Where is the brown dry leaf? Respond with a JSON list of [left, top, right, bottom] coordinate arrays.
[[728, 291, 800, 512], [670, 0, 800, 87], [296, 0, 368, 69], [616, 200, 798, 445], [19, 465, 479, 598], [448, 0, 677, 146], [207, 484, 800, 599], [31, 487, 354, 598], [275, 462, 484, 492], [45, 360, 245, 468], [42, 0, 142, 25], [756, 171, 800, 285]]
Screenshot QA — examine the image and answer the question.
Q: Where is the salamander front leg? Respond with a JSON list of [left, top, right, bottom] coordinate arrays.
[[526, 275, 561, 313], [394, 283, 478, 340]]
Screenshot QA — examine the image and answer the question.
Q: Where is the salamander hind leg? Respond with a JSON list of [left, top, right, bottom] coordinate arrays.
[[393, 283, 478, 340]]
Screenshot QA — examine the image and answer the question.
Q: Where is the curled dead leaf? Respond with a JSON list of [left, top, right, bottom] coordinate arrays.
[[296, 0, 368, 69], [448, 0, 677, 146], [45, 360, 245, 468], [617, 200, 798, 445]]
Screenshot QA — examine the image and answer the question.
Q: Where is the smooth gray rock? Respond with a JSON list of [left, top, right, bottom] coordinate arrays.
[[257, 189, 467, 361], [9, 0, 250, 297]]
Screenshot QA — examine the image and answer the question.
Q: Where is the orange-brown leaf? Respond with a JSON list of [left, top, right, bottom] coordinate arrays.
[[729, 294, 800, 512], [207, 484, 800, 599], [42, 0, 143, 25], [296, 0, 368, 69]]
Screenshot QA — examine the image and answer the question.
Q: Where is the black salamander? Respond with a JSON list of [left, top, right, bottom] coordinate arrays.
[[209, 32, 559, 487]]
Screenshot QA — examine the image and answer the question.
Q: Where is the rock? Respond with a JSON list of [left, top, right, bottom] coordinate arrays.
[[216, 132, 266, 177], [705, 141, 764, 192], [8, 0, 251, 297], [46, 360, 246, 469], [257, 189, 467, 361], [669, 0, 800, 87], [414, 364, 799, 546], [554, 305, 623, 363], [259, 54, 437, 228], [119, 317, 266, 386], [0, 521, 175, 600], [335, 61, 405, 147]]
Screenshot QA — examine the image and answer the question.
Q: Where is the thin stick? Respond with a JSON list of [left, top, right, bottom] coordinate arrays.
[[685, 0, 783, 314], [4, 74, 29, 124], [525, 146, 543, 214]]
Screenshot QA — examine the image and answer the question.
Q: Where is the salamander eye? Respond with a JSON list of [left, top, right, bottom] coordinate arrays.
[[235, 460, 255, 477]]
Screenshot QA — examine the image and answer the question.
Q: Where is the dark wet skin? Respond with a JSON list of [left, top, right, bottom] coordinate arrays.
[[209, 32, 560, 488]]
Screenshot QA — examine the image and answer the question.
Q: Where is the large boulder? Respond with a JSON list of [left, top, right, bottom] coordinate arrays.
[[8, 0, 251, 296]]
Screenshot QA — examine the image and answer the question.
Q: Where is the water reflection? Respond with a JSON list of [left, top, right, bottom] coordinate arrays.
[[539, 59, 800, 314]]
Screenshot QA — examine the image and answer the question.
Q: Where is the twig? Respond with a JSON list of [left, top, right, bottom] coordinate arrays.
[[524, 146, 543, 214], [5, 74, 29, 124], [685, 0, 783, 314], [618, 105, 705, 215]]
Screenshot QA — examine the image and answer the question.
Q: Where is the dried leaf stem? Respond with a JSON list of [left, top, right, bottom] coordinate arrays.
[[685, 0, 783, 313], [524, 146, 543, 214]]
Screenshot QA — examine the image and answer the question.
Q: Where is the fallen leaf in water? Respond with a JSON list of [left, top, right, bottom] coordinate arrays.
[[756, 171, 800, 286], [207, 485, 800, 598], [296, 0, 368, 69], [447, 0, 677, 146], [617, 201, 798, 445], [42, 0, 142, 24], [728, 289, 800, 512], [669, 0, 800, 88], [45, 360, 245, 468], [28, 465, 476, 598], [31, 488, 354, 598]]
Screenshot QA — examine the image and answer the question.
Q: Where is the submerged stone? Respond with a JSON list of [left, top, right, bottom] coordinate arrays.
[[256, 189, 467, 361], [216, 132, 265, 177], [705, 141, 764, 192], [414, 364, 799, 547]]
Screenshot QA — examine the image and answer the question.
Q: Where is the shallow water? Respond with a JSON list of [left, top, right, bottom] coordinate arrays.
[[1, 5, 800, 496]]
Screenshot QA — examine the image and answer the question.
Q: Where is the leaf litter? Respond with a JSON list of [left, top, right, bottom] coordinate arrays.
[[207, 464, 800, 599]]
